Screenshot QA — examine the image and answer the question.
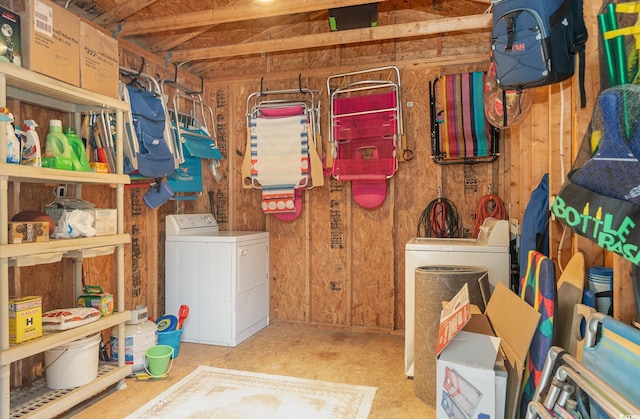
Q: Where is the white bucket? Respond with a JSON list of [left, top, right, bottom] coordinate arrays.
[[44, 333, 100, 389]]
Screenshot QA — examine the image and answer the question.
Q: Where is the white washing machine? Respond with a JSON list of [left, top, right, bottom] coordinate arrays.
[[165, 214, 269, 347], [404, 218, 510, 377]]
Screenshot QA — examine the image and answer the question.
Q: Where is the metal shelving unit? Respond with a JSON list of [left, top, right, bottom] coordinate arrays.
[[0, 61, 132, 418]]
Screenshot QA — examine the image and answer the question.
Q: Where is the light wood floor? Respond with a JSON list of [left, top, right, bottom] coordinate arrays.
[[66, 324, 435, 418]]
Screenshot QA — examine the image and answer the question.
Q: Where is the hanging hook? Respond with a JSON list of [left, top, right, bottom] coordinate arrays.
[[119, 56, 145, 85], [134, 56, 145, 76], [188, 76, 204, 95], [299, 74, 303, 93], [260, 77, 265, 96], [170, 62, 179, 85]]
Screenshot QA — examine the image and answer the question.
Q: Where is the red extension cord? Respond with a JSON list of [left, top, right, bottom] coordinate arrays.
[[472, 194, 507, 238]]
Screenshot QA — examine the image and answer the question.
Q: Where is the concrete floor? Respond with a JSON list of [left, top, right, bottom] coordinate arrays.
[[67, 324, 435, 418]]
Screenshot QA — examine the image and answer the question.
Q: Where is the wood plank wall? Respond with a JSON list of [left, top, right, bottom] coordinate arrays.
[[8, 0, 612, 330], [198, 0, 620, 330], [10, 0, 637, 386]]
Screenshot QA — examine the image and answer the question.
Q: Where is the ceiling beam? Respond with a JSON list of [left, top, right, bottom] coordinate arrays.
[[200, 52, 489, 82], [189, 11, 324, 74], [145, 0, 247, 52], [116, 0, 390, 36], [150, 27, 214, 52], [94, 0, 160, 26], [167, 13, 491, 62]]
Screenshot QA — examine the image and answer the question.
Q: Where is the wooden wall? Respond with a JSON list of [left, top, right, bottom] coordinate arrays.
[[9, 1, 617, 329], [195, 0, 629, 331], [204, 53, 494, 333], [10, 0, 637, 387]]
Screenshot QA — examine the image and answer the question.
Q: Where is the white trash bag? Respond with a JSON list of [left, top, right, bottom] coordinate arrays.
[[53, 209, 96, 238]]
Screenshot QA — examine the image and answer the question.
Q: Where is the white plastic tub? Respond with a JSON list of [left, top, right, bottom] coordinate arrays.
[[44, 333, 101, 389]]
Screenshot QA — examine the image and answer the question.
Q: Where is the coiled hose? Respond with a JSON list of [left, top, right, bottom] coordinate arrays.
[[416, 198, 460, 238], [472, 194, 507, 238]]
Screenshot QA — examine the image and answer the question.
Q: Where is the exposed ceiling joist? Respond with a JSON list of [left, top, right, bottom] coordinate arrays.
[[115, 0, 390, 36], [151, 27, 214, 52], [94, 0, 160, 26], [188, 11, 326, 74], [168, 13, 491, 62]]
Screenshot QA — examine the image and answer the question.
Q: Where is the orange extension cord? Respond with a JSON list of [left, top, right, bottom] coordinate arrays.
[[472, 194, 507, 238]]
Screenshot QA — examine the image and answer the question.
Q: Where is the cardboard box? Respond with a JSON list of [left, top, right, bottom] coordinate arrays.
[[8, 221, 49, 243], [436, 283, 540, 419], [22, 0, 80, 86], [46, 208, 117, 236], [0, 6, 22, 66], [89, 162, 109, 173], [92, 208, 117, 235], [77, 285, 113, 316], [80, 21, 119, 98], [9, 296, 42, 343]]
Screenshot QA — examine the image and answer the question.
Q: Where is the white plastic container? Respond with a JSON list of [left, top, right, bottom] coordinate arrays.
[[21, 120, 41, 166], [110, 307, 157, 372], [44, 333, 100, 389], [5, 113, 20, 164]]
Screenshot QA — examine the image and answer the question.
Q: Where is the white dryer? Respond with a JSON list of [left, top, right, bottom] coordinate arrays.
[[404, 218, 510, 377], [165, 214, 269, 347]]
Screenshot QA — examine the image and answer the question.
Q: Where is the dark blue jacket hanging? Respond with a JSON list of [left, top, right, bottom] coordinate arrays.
[[519, 173, 550, 287]]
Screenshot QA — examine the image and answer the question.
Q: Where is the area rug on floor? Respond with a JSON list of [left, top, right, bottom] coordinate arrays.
[[126, 365, 377, 419]]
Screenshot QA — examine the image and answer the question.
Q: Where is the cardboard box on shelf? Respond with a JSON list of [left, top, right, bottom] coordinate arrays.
[[80, 21, 118, 98], [8, 221, 49, 243], [436, 282, 540, 419], [89, 162, 109, 173], [77, 285, 113, 317], [0, 6, 22, 66], [22, 0, 80, 86], [92, 208, 117, 235], [45, 208, 117, 236], [9, 296, 42, 343]]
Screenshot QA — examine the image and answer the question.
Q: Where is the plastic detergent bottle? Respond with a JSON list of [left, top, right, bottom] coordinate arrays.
[[5, 121, 20, 164], [42, 119, 73, 170], [1, 108, 19, 164], [21, 120, 42, 167], [64, 127, 90, 172]]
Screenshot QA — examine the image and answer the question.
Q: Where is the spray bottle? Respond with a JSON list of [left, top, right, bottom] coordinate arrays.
[[64, 127, 90, 172], [13, 125, 24, 162], [1, 108, 20, 164], [21, 120, 42, 167], [43, 119, 73, 170]]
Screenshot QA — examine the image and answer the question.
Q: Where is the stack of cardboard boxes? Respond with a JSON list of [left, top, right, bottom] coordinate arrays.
[[435, 282, 541, 418], [1, 0, 119, 98]]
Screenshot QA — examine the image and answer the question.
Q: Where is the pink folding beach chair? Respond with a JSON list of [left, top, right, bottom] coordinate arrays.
[[327, 66, 403, 209]]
